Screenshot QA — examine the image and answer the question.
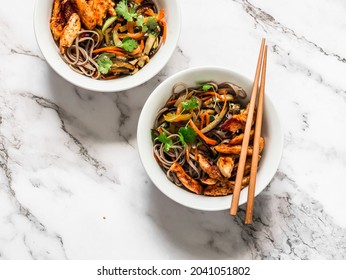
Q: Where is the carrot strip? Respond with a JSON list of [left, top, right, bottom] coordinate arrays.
[[166, 99, 177, 105], [135, 0, 143, 4], [157, 8, 165, 21], [160, 18, 167, 43], [202, 112, 210, 127], [139, 39, 144, 51], [113, 23, 122, 31], [199, 112, 209, 129], [131, 40, 144, 55], [93, 46, 125, 53], [126, 21, 135, 34], [198, 91, 225, 100], [199, 113, 205, 130], [176, 103, 183, 114], [110, 51, 129, 57], [118, 32, 144, 39], [145, 8, 156, 16], [189, 119, 217, 146]]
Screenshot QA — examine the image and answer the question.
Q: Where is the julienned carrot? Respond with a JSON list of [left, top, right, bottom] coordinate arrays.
[[198, 91, 225, 100], [93, 46, 124, 53], [203, 112, 210, 127], [127, 21, 135, 34], [131, 40, 144, 55], [135, 0, 143, 4], [145, 8, 164, 21], [189, 119, 217, 146], [145, 8, 156, 17], [109, 50, 129, 56], [199, 112, 210, 129], [118, 32, 144, 39], [176, 103, 183, 115], [160, 18, 167, 43], [166, 99, 177, 105], [157, 8, 165, 21], [114, 23, 122, 31]]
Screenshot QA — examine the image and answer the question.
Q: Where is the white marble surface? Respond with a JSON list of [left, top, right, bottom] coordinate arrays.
[[0, 0, 345, 260]]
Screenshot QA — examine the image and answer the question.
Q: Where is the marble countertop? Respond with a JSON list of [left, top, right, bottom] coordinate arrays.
[[0, 0, 345, 260]]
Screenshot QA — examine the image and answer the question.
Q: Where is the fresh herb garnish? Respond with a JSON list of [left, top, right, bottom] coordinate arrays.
[[96, 54, 113, 74], [178, 126, 197, 147], [181, 97, 199, 111], [136, 15, 148, 32], [201, 84, 215, 92], [158, 132, 173, 152], [146, 16, 158, 30], [122, 37, 138, 52], [116, 0, 138, 22]]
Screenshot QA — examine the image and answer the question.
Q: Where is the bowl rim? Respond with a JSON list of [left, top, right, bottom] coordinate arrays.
[[33, 0, 181, 92], [137, 65, 284, 211]]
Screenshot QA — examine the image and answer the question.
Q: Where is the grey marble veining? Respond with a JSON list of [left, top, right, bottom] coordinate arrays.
[[0, 0, 345, 259]]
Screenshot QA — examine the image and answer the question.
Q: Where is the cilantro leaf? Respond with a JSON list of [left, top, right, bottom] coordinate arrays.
[[178, 126, 197, 146], [116, 0, 138, 22], [96, 54, 113, 74], [122, 37, 138, 52], [145, 17, 158, 30], [201, 84, 215, 92], [181, 97, 199, 111], [158, 132, 173, 152], [136, 15, 148, 32]]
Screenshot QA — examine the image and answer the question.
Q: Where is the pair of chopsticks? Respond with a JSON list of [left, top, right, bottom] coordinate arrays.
[[230, 38, 268, 224]]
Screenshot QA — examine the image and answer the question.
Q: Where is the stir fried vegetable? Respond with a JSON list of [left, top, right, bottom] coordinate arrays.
[[93, 0, 167, 79]]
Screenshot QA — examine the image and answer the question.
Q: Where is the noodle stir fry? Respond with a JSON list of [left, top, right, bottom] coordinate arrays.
[[152, 82, 265, 196], [50, 0, 166, 79]]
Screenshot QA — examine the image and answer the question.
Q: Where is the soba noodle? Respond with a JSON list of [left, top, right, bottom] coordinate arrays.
[[61, 30, 101, 79]]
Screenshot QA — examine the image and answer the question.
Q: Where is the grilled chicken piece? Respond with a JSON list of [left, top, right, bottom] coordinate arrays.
[[221, 104, 254, 133], [200, 177, 218, 185], [228, 130, 255, 145], [50, 0, 66, 40], [214, 137, 264, 155], [107, 0, 116, 16], [197, 154, 222, 180], [74, 0, 96, 29], [217, 156, 234, 178], [169, 162, 203, 195], [62, 0, 76, 20], [59, 13, 81, 53], [92, 0, 111, 26], [204, 183, 232, 196], [204, 176, 250, 196]]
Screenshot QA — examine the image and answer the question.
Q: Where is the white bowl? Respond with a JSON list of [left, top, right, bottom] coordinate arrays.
[[137, 66, 283, 211], [34, 0, 181, 92]]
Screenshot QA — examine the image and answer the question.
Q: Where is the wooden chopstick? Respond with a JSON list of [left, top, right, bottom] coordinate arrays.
[[245, 45, 268, 224], [230, 38, 266, 216]]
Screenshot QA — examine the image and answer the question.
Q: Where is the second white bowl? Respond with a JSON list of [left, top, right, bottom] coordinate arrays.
[[137, 66, 283, 211]]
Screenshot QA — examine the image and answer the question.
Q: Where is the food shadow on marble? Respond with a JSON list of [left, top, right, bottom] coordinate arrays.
[[43, 46, 189, 145], [146, 183, 274, 259], [44, 72, 154, 145]]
